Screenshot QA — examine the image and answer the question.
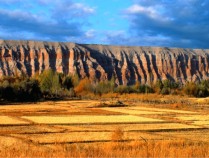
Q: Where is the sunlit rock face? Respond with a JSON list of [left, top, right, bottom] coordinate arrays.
[[0, 40, 209, 85]]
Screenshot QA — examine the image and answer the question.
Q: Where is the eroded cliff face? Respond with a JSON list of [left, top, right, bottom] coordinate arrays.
[[0, 40, 209, 85]]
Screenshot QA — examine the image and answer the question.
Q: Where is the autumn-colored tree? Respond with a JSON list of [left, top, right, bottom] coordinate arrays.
[[74, 78, 92, 94]]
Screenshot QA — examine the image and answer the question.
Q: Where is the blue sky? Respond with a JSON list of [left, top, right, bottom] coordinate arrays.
[[0, 0, 209, 48]]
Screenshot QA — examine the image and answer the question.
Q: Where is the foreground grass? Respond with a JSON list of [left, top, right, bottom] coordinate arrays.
[[0, 97, 208, 157], [0, 139, 208, 157]]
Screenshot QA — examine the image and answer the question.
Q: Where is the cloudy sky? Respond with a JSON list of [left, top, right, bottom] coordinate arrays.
[[0, 0, 208, 48]]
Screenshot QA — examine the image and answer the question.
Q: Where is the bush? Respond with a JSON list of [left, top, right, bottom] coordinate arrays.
[[184, 82, 209, 97], [114, 85, 136, 94], [163, 79, 179, 89], [154, 79, 180, 95], [1, 86, 15, 101], [94, 81, 113, 95], [138, 85, 154, 93], [16, 79, 42, 101], [160, 87, 170, 95], [74, 78, 92, 94], [62, 76, 74, 90], [0, 78, 41, 102]]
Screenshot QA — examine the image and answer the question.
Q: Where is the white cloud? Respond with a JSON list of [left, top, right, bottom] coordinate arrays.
[[123, 0, 209, 48], [126, 4, 162, 20], [125, 2, 175, 22], [52, 1, 96, 19], [0, 0, 96, 42], [71, 3, 95, 14], [85, 29, 96, 38], [127, 4, 152, 14]]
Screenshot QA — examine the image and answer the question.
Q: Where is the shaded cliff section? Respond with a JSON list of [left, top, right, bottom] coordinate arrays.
[[0, 40, 209, 85]]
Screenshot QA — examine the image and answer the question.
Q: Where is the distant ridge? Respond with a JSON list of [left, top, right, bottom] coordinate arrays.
[[0, 40, 209, 85]]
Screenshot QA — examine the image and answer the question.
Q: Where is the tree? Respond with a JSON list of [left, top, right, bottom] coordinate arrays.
[[110, 75, 116, 92], [183, 82, 198, 97], [51, 73, 61, 96], [15, 79, 41, 101], [74, 78, 92, 94], [39, 69, 61, 97], [39, 69, 54, 93], [62, 76, 74, 90], [72, 73, 80, 87]]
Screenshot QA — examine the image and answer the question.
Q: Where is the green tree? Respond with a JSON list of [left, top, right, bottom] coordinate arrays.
[[39, 69, 54, 93], [39, 69, 61, 96], [110, 75, 116, 92], [51, 73, 61, 96]]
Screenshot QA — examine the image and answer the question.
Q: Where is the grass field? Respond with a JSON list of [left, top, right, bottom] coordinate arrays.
[[0, 95, 208, 157]]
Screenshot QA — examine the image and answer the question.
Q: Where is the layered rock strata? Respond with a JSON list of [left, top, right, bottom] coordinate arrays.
[[0, 40, 209, 85]]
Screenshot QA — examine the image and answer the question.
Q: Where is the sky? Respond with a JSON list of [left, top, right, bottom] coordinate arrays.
[[0, 0, 209, 48]]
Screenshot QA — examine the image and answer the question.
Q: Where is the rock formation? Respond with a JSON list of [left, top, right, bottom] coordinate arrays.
[[0, 40, 209, 85]]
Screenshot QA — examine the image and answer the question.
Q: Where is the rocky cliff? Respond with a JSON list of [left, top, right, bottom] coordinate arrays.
[[0, 40, 209, 85]]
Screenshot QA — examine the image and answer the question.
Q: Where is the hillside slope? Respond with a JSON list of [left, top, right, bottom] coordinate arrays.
[[0, 40, 209, 85]]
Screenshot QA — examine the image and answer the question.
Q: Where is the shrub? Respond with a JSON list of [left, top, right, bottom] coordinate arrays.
[[114, 85, 135, 94], [162, 79, 179, 89], [138, 85, 154, 93], [15, 79, 42, 101], [62, 76, 74, 90], [74, 78, 92, 94], [184, 82, 198, 96], [1, 86, 15, 101], [160, 87, 170, 95], [0, 78, 41, 102], [94, 81, 113, 95], [154, 80, 163, 91], [183, 82, 209, 97]]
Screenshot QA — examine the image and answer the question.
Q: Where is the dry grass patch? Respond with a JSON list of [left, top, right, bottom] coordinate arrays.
[[0, 139, 208, 158], [0, 136, 35, 150], [177, 115, 209, 121], [101, 107, 165, 115], [11, 130, 167, 145], [157, 129, 209, 142], [0, 116, 29, 125], [11, 132, 112, 144], [53, 123, 201, 132], [0, 105, 120, 116], [130, 107, 197, 114], [21, 115, 164, 124], [0, 125, 63, 134], [58, 100, 100, 108], [177, 115, 209, 127]]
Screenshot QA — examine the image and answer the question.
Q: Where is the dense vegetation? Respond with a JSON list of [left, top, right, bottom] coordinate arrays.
[[0, 69, 209, 102]]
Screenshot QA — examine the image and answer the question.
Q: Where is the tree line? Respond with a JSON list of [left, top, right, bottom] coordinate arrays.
[[0, 69, 209, 102]]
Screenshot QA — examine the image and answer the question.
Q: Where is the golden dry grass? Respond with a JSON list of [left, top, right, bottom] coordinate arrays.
[[0, 116, 29, 125], [177, 115, 209, 127], [0, 125, 63, 134], [53, 122, 201, 132], [177, 115, 209, 121], [0, 137, 208, 157], [157, 129, 209, 142], [130, 106, 197, 114], [11, 132, 112, 144], [101, 107, 165, 115], [0, 97, 208, 157], [21, 115, 164, 124]]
